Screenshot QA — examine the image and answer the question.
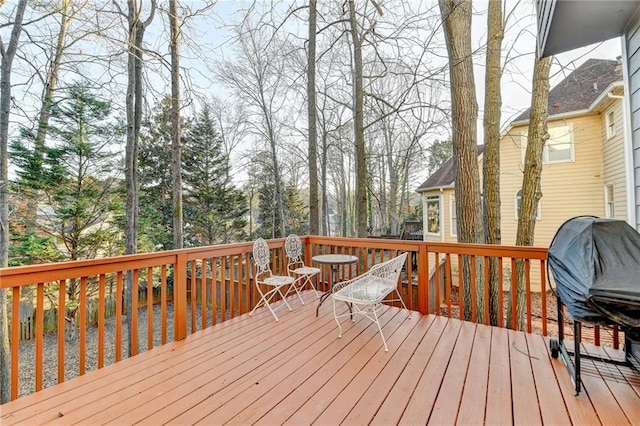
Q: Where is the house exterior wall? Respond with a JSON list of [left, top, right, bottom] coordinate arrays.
[[500, 115, 608, 248], [625, 18, 640, 229], [420, 188, 457, 243], [602, 98, 628, 221]]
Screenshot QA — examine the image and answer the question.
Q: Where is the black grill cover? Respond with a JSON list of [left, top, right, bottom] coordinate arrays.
[[548, 216, 640, 329]]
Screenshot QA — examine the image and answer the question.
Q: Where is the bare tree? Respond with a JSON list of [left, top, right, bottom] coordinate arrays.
[[439, 0, 484, 321], [483, 0, 504, 326], [215, 17, 289, 238], [511, 55, 552, 330], [169, 0, 183, 249], [347, 0, 368, 237], [307, 0, 319, 235], [114, 0, 156, 355], [0, 0, 27, 403]]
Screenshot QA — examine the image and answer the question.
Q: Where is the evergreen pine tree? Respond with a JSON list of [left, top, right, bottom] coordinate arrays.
[[183, 104, 247, 245]]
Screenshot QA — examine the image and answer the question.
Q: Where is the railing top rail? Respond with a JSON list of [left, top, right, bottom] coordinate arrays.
[[1, 236, 548, 288]]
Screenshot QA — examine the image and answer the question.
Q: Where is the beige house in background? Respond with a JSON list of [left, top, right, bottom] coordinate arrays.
[[417, 58, 627, 251]]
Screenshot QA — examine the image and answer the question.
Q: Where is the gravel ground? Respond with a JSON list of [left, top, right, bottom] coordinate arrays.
[[17, 302, 222, 398]]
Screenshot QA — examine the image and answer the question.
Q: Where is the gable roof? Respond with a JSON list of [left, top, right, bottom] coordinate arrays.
[[513, 58, 622, 122], [416, 145, 485, 193]]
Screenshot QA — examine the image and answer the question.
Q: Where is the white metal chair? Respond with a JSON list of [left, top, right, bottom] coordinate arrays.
[[250, 238, 296, 321], [332, 252, 410, 351], [285, 234, 320, 303]]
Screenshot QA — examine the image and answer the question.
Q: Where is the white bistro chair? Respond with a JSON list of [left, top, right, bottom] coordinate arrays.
[[285, 234, 320, 303], [332, 252, 410, 351], [250, 238, 296, 321]]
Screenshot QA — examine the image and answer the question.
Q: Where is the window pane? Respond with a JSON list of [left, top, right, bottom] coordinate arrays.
[[546, 125, 573, 162], [426, 196, 440, 234]]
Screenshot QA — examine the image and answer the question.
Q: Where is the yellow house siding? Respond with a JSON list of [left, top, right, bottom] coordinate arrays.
[[500, 115, 606, 248], [602, 99, 628, 221]]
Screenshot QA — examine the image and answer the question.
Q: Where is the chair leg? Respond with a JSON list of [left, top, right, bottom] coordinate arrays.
[[276, 286, 293, 311], [372, 307, 389, 352], [250, 284, 287, 321], [395, 289, 411, 319], [306, 274, 320, 298], [333, 295, 343, 338], [290, 276, 306, 304]]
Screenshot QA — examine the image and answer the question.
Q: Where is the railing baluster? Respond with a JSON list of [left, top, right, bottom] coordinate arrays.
[[132, 269, 139, 355], [498, 259, 504, 328], [221, 256, 227, 322], [80, 276, 87, 374], [525, 259, 532, 334], [190, 260, 196, 334], [212, 257, 218, 325], [230, 255, 236, 318], [147, 267, 154, 350], [446, 254, 452, 317], [11, 286, 20, 400], [58, 279, 66, 383], [540, 260, 547, 336], [161, 265, 167, 344], [36, 282, 44, 392], [115, 271, 123, 361], [201, 259, 207, 328], [457, 254, 463, 321], [471, 255, 477, 323], [435, 253, 441, 316], [510, 258, 517, 330], [483, 257, 490, 326], [98, 274, 105, 368]]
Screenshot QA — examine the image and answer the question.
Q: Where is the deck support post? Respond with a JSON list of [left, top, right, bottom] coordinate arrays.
[[174, 252, 188, 340], [417, 244, 429, 314]]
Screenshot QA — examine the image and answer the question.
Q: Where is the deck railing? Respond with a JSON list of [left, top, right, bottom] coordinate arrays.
[[0, 236, 620, 401]]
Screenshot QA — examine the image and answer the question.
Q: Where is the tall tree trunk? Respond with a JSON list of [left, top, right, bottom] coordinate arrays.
[[483, 0, 504, 326], [439, 0, 484, 322], [25, 1, 71, 233], [347, 0, 367, 238], [122, 0, 155, 356], [0, 0, 27, 403], [169, 0, 183, 249], [512, 55, 552, 330], [307, 0, 319, 235], [321, 132, 329, 235]]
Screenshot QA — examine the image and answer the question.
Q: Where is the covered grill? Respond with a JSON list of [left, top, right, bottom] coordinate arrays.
[[548, 216, 640, 394]]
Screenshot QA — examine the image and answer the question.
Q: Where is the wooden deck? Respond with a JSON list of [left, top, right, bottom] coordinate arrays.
[[2, 291, 639, 425]]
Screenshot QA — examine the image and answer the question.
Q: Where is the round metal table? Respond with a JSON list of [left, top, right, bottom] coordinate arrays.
[[312, 254, 359, 316]]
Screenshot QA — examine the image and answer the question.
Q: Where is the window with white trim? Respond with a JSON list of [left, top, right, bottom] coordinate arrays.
[[605, 184, 615, 218], [426, 195, 441, 235], [521, 123, 574, 164], [606, 109, 616, 139], [450, 196, 457, 237], [515, 189, 541, 220]]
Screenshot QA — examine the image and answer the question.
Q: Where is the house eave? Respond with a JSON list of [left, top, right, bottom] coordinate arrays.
[[537, 0, 640, 58], [416, 184, 454, 194]]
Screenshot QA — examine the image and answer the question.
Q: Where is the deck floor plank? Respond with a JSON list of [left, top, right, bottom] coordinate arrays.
[[309, 312, 421, 425], [428, 321, 477, 425], [2, 290, 639, 426], [525, 333, 572, 425], [395, 319, 464, 425], [366, 315, 449, 426], [246, 309, 406, 425], [339, 315, 438, 425], [508, 329, 542, 425], [455, 323, 492, 426], [56, 297, 318, 425], [114, 297, 341, 425], [484, 327, 512, 426], [167, 305, 369, 425]]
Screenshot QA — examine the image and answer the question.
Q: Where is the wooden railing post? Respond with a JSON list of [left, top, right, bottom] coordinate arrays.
[[174, 252, 187, 340], [417, 244, 429, 314]]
